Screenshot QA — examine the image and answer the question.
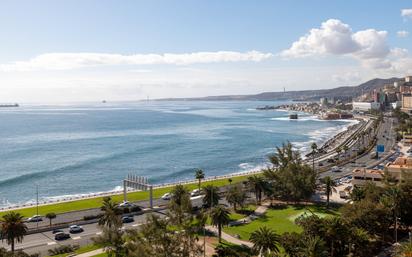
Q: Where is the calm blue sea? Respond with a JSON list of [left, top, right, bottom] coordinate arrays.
[[0, 101, 356, 206]]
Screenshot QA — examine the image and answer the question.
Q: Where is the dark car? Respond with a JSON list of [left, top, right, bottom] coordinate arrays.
[[54, 232, 70, 241], [122, 216, 134, 223], [52, 229, 63, 234]]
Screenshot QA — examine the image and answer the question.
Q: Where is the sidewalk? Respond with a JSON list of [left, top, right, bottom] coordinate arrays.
[[74, 249, 104, 257]]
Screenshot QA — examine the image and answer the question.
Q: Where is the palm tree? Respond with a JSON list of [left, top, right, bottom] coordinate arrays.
[[225, 185, 246, 211], [247, 175, 266, 204], [202, 185, 220, 208], [342, 145, 349, 158], [311, 142, 318, 172], [45, 212, 56, 227], [98, 197, 121, 229], [380, 187, 402, 243], [335, 147, 342, 162], [249, 226, 280, 256], [209, 205, 230, 242], [321, 176, 337, 208], [0, 212, 28, 253], [299, 236, 328, 257], [195, 169, 205, 190]]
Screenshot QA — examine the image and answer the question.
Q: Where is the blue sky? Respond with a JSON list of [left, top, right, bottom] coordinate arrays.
[[0, 0, 411, 102]]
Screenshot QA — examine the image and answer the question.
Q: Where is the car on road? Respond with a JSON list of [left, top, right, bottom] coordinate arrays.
[[27, 215, 43, 222], [331, 166, 341, 172], [122, 216, 134, 223], [54, 232, 70, 241], [161, 193, 173, 200], [52, 229, 64, 234], [118, 201, 136, 209], [69, 225, 84, 233], [190, 189, 203, 197]]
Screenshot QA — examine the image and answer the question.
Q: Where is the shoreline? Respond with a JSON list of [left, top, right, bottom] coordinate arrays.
[[0, 111, 359, 211]]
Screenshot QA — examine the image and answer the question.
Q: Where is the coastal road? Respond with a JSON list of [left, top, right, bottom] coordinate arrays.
[[320, 116, 397, 180], [1, 197, 208, 256]]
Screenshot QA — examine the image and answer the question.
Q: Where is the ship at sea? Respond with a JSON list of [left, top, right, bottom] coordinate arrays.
[[0, 103, 19, 108]]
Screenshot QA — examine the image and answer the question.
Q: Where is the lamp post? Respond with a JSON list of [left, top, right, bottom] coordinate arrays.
[[36, 184, 39, 229]]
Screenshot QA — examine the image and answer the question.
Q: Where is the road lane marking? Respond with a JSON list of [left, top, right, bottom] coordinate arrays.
[[96, 232, 102, 235], [72, 236, 81, 240], [47, 242, 56, 246]]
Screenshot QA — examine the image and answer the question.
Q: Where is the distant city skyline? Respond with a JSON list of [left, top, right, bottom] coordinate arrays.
[[0, 0, 411, 103]]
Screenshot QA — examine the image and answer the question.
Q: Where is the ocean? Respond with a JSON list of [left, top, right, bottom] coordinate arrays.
[[0, 101, 357, 207]]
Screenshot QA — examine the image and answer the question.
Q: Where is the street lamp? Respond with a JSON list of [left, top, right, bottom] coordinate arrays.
[[36, 184, 39, 229]]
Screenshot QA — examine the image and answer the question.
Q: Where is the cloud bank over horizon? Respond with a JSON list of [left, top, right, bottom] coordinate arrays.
[[0, 51, 273, 71]]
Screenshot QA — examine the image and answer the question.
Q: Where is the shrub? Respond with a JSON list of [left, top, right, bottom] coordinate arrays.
[[48, 244, 79, 255]]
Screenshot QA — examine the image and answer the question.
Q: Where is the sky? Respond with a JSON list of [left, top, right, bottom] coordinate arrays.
[[0, 0, 412, 103]]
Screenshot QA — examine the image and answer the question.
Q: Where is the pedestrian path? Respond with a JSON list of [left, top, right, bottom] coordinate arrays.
[[74, 248, 104, 257]]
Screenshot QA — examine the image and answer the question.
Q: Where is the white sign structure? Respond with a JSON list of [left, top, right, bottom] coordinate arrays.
[[123, 174, 153, 208]]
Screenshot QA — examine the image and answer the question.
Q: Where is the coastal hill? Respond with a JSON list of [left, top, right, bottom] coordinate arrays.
[[158, 77, 399, 101]]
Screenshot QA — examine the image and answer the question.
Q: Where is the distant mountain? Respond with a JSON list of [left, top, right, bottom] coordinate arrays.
[[158, 77, 400, 101]]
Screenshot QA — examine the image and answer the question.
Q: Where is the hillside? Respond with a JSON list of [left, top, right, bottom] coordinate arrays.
[[158, 77, 400, 101]]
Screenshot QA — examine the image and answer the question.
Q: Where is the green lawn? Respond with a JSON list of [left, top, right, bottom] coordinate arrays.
[[224, 205, 339, 240], [0, 175, 251, 218], [46, 244, 101, 257]]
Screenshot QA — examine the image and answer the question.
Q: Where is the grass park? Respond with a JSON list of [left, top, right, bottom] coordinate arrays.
[[0, 174, 252, 218], [224, 204, 340, 240]]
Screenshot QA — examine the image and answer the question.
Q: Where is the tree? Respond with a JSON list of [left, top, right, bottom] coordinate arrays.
[[202, 185, 220, 208], [247, 175, 266, 204], [195, 169, 205, 190], [0, 212, 28, 253], [342, 145, 349, 158], [210, 205, 230, 242], [311, 142, 318, 172], [98, 197, 122, 229], [380, 187, 402, 243], [249, 226, 280, 256], [225, 185, 246, 211], [335, 147, 342, 162], [169, 184, 192, 224], [299, 236, 328, 257], [350, 186, 365, 202], [321, 176, 337, 208], [93, 226, 125, 257], [45, 213, 56, 227]]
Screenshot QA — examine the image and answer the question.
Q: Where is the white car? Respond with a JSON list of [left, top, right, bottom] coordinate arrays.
[[69, 225, 84, 233], [161, 193, 172, 200], [190, 189, 202, 197], [27, 215, 43, 222], [118, 201, 136, 208], [331, 166, 341, 172]]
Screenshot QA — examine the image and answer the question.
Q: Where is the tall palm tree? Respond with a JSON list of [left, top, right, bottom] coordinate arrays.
[[99, 197, 122, 229], [249, 226, 280, 256], [0, 212, 27, 253], [247, 175, 266, 204], [342, 145, 349, 158], [209, 205, 230, 242], [195, 169, 205, 190], [335, 147, 342, 162], [45, 212, 56, 227], [321, 176, 337, 208], [311, 142, 318, 172], [202, 185, 220, 208], [380, 187, 402, 243]]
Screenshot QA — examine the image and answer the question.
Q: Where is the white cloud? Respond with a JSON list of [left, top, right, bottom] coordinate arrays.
[[401, 9, 412, 19], [397, 30, 409, 37], [0, 51, 273, 71], [281, 19, 389, 60]]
